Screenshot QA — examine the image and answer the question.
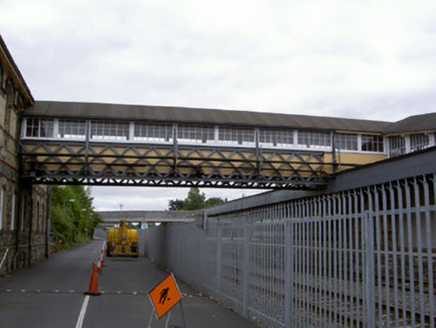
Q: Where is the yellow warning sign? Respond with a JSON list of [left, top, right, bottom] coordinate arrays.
[[148, 273, 182, 319]]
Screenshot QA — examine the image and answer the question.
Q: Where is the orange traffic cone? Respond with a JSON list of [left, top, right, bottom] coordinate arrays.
[[85, 262, 101, 296]]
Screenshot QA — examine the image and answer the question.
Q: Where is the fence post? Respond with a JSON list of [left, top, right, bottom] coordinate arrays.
[[364, 211, 375, 327], [285, 222, 293, 327], [216, 226, 222, 301], [242, 225, 250, 318]]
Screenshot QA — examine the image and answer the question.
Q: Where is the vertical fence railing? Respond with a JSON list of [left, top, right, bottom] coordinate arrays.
[[365, 210, 375, 328], [145, 174, 436, 328]]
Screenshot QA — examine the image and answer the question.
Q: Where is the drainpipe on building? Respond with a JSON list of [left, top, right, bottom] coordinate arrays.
[[45, 186, 51, 259]]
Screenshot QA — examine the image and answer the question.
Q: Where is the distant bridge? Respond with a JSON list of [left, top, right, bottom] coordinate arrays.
[[97, 210, 199, 226]]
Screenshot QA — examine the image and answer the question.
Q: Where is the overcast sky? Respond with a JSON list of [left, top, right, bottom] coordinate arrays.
[[1, 0, 436, 211]]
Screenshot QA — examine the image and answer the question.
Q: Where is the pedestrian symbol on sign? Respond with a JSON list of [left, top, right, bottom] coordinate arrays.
[[148, 273, 182, 319], [159, 287, 170, 304]]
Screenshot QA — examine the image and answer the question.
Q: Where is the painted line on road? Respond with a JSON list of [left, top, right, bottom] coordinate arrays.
[[76, 295, 90, 328], [0, 289, 147, 295]]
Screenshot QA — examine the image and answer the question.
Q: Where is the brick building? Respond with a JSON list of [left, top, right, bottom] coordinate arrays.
[[1, 35, 48, 274]]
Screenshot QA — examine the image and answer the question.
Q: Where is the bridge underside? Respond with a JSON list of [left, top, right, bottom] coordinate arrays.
[[20, 141, 336, 189]]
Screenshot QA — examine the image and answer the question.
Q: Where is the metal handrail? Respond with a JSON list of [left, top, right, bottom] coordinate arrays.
[[0, 248, 9, 270]]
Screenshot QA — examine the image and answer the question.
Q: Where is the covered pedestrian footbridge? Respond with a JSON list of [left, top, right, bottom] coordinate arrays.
[[18, 101, 394, 189]]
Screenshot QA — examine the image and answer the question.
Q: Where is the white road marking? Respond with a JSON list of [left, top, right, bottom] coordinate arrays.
[[76, 295, 90, 328]]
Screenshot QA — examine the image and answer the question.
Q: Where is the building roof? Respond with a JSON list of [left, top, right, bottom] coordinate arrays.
[[385, 112, 436, 134], [0, 34, 34, 105], [27, 100, 394, 133]]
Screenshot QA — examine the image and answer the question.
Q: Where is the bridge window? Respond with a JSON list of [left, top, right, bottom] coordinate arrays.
[[177, 124, 214, 144], [218, 127, 255, 145], [362, 134, 384, 152], [90, 121, 129, 141], [410, 133, 430, 152], [335, 133, 358, 151], [58, 120, 86, 139], [25, 118, 54, 138], [134, 123, 172, 142], [388, 135, 406, 157], [298, 131, 331, 148], [259, 128, 294, 148], [25, 118, 39, 137]]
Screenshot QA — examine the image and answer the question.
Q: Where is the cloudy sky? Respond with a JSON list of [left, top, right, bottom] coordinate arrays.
[[1, 0, 436, 210]]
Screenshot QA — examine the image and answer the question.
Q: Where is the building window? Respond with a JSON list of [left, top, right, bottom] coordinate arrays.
[[362, 134, 384, 152], [259, 128, 294, 147], [25, 118, 39, 137], [410, 133, 430, 152], [218, 127, 255, 145], [298, 131, 331, 148], [134, 123, 173, 142], [90, 121, 129, 141], [58, 120, 86, 139], [177, 124, 215, 144], [388, 136, 406, 157], [335, 133, 358, 151], [25, 118, 54, 138]]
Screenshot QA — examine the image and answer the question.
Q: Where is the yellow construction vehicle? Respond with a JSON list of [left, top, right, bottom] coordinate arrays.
[[106, 220, 139, 257]]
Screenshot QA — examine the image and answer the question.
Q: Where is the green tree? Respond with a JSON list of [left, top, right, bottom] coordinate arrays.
[[168, 188, 225, 211], [205, 197, 225, 208], [168, 199, 184, 211], [183, 188, 206, 210], [50, 185, 101, 249]]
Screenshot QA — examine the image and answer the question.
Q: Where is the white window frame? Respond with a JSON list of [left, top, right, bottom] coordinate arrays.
[[177, 124, 215, 145], [58, 119, 86, 140], [361, 134, 385, 153], [259, 128, 294, 149], [218, 126, 255, 146], [334, 133, 358, 151], [90, 121, 130, 142], [297, 131, 332, 150], [22, 118, 55, 139], [133, 122, 173, 143]]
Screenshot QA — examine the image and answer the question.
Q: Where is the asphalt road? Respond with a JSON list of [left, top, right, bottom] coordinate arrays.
[[0, 239, 258, 328]]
